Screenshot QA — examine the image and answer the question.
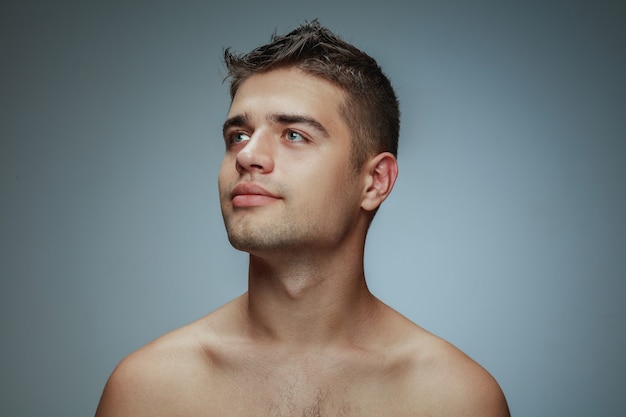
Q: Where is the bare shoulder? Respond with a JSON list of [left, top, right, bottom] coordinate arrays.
[[95, 301, 238, 417], [394, 321, 510, 417]]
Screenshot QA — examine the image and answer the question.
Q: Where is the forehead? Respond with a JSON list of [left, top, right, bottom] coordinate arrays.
[[228, 67, 347, 129]]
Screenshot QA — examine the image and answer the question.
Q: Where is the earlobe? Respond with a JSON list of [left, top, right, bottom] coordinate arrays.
[[361, 152, 398, 212]]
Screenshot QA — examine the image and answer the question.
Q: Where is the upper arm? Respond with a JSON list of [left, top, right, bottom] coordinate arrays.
[[402, 338, 510, 417], [94, 332, 216, 417], [433, 354, 510, 417], [94, 348, 178, 417], [95, 355, 154, 417], [454, 367, 510, 417]]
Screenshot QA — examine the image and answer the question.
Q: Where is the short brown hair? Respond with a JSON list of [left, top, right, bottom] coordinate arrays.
[[223, 20, 400, 168]]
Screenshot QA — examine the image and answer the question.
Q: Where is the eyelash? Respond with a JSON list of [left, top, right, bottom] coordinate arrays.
[[284, 130, 307, 142], [231, 132, 250, 144], [226, 129, 309, 146]]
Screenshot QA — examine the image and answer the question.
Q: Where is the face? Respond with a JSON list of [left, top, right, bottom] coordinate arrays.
[[218, 67, 367, 255]]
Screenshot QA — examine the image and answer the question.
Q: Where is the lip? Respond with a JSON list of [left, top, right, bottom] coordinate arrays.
[[230, 183, 280, 207]]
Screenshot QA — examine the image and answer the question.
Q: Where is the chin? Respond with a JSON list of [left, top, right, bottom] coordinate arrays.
[[227, 228, 304, 255], [226, 228, 275, 252]]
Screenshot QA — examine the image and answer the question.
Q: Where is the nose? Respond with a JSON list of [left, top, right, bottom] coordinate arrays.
[[235, 130, 275, 175]]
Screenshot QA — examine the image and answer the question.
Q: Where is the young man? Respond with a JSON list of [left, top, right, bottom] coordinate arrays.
[[95, 21, 509, 416]]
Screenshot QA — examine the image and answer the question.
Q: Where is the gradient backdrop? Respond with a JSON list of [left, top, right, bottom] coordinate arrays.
[[1, 1, 624, 416]]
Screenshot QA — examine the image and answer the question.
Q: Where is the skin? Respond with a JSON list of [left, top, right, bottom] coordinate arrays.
[[95, 67, 510, 417]]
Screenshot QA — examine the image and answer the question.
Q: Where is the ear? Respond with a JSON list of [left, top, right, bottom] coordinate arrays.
[[361, 152, 398, 212]]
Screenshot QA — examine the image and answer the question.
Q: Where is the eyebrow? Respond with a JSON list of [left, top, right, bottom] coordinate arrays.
[[222, 113, 249, 139], [267, 113, 330, 138], [222, 112, 330, 139]]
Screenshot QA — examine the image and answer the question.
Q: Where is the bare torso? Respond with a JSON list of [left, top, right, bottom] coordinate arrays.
[[96, 295, 509, 417]]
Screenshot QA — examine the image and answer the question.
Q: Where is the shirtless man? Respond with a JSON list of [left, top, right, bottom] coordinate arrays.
[[95, 21, 510, 417]]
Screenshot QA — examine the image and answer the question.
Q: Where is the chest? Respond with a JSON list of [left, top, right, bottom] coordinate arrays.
[[199, 365, 408, 417], [181, 343, 422, 417]]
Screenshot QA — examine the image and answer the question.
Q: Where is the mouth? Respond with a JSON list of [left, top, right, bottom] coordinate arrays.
[[230, 183, 281, 208]]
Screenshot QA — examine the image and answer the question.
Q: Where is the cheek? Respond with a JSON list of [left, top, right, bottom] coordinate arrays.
[[314, 166, 360, 208], [218, 154, 235, 182], [217, 161, 233, 202]]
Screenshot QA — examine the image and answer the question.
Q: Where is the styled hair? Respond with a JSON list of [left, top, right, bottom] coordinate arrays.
[[223, 20, 400, 168]]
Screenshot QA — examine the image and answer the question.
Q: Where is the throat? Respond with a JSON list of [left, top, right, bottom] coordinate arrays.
[[242, 250, 376, 345], [242, 278, 379, 346]]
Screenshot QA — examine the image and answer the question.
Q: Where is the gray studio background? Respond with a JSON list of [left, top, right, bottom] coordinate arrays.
[[1, 1, 624, 416]]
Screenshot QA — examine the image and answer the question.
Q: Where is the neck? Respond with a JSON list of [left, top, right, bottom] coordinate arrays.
[[240, 244, 380, 347]]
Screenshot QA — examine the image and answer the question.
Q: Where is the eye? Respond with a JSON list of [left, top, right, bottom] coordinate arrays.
[[285, 130, 305, 142], [231, 132, 251, 144]]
